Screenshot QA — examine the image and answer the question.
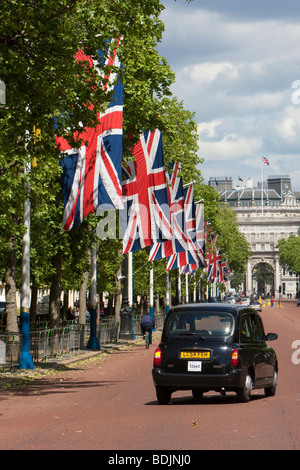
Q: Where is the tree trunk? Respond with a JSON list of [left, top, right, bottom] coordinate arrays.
[[155, 292, 160, 315], [114, 260, 122, 323], [30, 285, 38, 325], [5, 236, 18, 333], [62, 290, 69, 322], [79, 271, 89, 325], [49, 254, 62, 328]]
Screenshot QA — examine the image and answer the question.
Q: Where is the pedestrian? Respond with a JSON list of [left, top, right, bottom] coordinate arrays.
[[271, 298, 274, 308], [140, 313, 155, 345]]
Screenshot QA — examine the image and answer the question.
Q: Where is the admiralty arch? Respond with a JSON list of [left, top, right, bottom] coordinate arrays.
[[209, 175, 300, 299]]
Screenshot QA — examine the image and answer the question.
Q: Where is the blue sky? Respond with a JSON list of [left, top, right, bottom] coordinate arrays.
[[158, 0, 300, 190]]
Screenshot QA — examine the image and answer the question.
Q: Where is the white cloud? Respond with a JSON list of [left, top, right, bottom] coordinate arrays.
[[159, 1, 300, 189], [275, 106, 300, 143], [197, 124, 263, 161]]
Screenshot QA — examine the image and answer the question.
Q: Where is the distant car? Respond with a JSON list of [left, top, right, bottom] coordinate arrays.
[[241, 297, 250, 306], [152, 303, 278, 404], [227, 297, 236, 304], [297, 299, 300, 307], [250, 301, 262, 312]]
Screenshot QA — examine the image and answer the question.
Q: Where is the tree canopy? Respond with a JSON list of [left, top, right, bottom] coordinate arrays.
[[0, 0, 250, 329]]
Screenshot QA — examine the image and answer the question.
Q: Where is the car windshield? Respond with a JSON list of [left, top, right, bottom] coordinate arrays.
[[165, 311, 234, 339]]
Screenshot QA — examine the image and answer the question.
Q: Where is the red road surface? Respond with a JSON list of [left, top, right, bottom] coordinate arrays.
[[1, 301, 300, 450]]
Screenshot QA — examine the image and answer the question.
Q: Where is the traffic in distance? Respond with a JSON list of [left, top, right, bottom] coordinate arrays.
[[152, 303, 278, 405]]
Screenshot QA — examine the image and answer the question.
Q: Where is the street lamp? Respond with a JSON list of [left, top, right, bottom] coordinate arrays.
[[119, 254, 134, 340]]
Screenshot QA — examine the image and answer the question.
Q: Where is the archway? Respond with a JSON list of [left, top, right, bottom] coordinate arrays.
[[252, 262, 274, 298]]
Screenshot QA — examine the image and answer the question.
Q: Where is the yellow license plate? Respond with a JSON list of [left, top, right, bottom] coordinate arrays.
[[180, 351, 210, 359]]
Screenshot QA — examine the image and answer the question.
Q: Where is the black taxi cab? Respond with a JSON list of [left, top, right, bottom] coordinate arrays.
[[152, 303, 278, 404]]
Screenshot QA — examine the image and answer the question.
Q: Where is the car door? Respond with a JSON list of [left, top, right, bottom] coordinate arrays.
[[239, 312, 267, 386], [250, 313, 274, 382]]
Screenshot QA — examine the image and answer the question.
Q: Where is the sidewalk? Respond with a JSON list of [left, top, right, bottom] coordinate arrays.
[[0, 333, 159, 390]]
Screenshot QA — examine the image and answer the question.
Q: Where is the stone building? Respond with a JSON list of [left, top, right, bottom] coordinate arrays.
[[209, 175, 300, 299]]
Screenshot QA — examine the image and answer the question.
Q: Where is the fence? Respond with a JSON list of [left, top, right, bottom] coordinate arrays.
[[0, 312, 166, 370]]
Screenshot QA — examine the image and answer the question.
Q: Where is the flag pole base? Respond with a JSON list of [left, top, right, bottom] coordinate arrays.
[[86, 308, 100, 351], [20, 310, 34, 370], [20, 351, 34, 370]]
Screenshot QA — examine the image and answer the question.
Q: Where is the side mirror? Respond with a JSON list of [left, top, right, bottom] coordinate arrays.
[[266, 333, 278, 341]]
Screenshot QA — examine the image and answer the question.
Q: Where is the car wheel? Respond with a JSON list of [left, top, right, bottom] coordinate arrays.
[[237, 373, 252, 403], [156, 387, 171, 405], [192, 389, 204, 402], [265, 370, 278, 397]]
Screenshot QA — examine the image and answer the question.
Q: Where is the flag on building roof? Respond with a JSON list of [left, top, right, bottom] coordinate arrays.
[[120, 129, 172, 254], [262, 156, 270, 166], [56, 39, 123, 231]]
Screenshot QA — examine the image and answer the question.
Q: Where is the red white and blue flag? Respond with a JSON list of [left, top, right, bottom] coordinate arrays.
[[148, 161, 187, 262], [179, 202, 206, 274], [56, 39, 123, 231], [120, 129, 172, 254], [262, 156, 270, 166], [166, 185, 205, 271], [206, 249, 222, 282]]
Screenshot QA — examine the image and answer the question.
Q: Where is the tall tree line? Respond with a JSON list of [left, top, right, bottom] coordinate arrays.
[[0, 0, 250, 331]]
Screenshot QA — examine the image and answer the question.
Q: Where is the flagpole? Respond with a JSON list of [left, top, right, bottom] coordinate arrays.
[[185, 273, 189, 303], [166, 273, 170, 314], [261, 157, 264, 216], [128, 251, 133, 311], [150, 263, 154, 319], [20, 128, 34, 370]]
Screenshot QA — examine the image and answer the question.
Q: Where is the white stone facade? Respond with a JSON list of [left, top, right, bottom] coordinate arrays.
[[212, 175, 300, 299]]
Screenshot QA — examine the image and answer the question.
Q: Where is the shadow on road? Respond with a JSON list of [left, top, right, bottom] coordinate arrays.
[[146, 392, 267, 406]]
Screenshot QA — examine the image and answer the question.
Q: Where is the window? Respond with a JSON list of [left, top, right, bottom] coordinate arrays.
[[240, 313, 265, 342], [249, 314, 265, 342], [240, 314, 252, 342], [166, 311, 234, 338]]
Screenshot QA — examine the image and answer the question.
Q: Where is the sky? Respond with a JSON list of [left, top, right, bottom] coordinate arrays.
[[158, 0, 300, 190]]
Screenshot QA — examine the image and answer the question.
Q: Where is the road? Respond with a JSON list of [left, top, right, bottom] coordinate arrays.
[[0, 301, 300, 452]]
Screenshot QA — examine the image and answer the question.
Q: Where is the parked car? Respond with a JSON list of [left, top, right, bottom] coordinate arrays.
[[297, 299, 300, 307], [152, 303, 278, 404], [240, 297, 250, 306], [227, 296, 236, 304], [250, 301, 262, 312]]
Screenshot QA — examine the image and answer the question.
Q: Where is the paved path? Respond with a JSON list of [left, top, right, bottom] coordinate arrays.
[[1, 301, 300, 451]]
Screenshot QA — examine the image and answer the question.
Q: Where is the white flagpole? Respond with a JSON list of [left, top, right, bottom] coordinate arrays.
[[261, 157, 264, 216], [20, 128, 34, 370], [128, 251, 133, 311], [150, 263, 154, 319], [166, 273, 170, 314], [185, 273, 189, 303]]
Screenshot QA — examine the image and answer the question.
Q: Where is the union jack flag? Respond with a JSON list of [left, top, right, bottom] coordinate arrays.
[[262, 156, 270, 166], [217, 258, 230, 284], [206, 249, 222, 282], [179, 202, 206, 274], [166, 185, 205, 271], [120, 129, 172, 254], [56, 39, 123, 231], [148, 161, 187, 262]]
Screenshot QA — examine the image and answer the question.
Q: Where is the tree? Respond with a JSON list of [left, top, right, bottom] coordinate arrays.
[[0, 0, 176, 328], [278, 235, 300, 274]]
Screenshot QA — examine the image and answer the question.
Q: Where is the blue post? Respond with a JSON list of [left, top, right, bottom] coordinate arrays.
[[86, 307, 100, 350], [20, 311, 34, 369]]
